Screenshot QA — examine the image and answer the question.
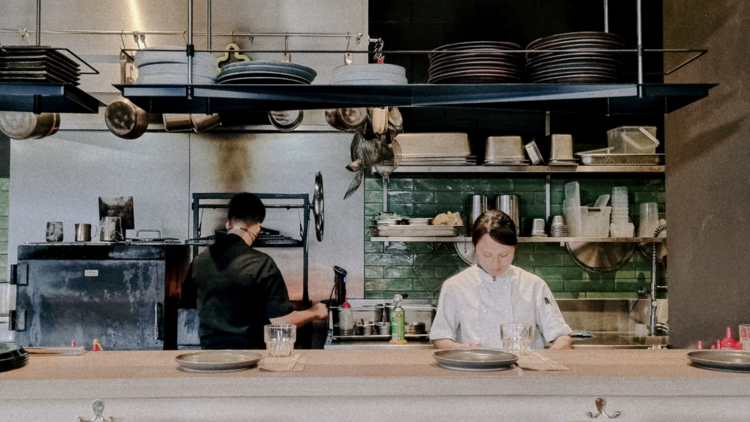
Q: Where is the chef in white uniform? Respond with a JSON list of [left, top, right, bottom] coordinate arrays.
[[431, 210, 573, 350]]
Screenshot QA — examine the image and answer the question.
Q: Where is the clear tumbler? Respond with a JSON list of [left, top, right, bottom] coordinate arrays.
[[501, 323, 532, 356], [264, 324, 296, 357]]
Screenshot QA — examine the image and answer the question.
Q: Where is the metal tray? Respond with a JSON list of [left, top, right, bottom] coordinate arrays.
[[371, 225, 461, 237], [174, 351, 262, 373], [433, 349, 518, 372], [577, 153, 664, 166], [686, 350, 750, 373], [332, 334, 429, 341]]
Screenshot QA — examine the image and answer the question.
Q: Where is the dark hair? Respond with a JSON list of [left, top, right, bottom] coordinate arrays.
[[227, 193, 266, 224], [471, 210, 518, 247]]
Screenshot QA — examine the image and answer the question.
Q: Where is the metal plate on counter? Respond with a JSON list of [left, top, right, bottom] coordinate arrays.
[[686, 351, 750, 373], [372, 225, 462, 237], [332, 334, 429, 341], [175, 351, 262, 373], [433, 349, 518, 372]]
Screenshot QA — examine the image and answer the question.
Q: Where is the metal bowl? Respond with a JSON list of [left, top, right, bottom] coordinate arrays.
[[374, 219, 402, 226]]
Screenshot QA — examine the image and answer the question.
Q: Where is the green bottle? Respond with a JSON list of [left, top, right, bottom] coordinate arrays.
[[389, 294, 407, 344]]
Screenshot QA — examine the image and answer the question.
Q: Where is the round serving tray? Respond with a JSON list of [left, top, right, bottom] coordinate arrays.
[[686, 350, 750, 373], [433, 349, 518, 372], [174, 351, 262, 372]]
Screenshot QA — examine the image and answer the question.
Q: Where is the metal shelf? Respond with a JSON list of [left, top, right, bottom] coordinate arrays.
[[114, 83, 715, 115], [185, 238, 303, 247], [0, 83, 103, 114], [393, 165, 665, 174], [369, 236, 665, 243]]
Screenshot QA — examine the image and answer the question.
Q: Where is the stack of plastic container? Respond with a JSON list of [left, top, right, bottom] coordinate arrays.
[[610, 187, 634, 237], [562, 182, 582, 237]]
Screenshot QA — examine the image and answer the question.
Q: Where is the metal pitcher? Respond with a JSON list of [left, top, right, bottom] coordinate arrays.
[[495, 195, 520, 235], [99, 217, 124, 242]]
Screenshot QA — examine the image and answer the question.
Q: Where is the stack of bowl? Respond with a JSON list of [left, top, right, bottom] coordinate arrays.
[[405, 322, 426, 335], [550, 215, 568, 237], [134, 46, 218, 85], [331, 64, 407, 85]]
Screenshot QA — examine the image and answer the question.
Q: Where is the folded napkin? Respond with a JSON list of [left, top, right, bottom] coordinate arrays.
[[259, 354, 306, 372], [516, 352, 569, 371]]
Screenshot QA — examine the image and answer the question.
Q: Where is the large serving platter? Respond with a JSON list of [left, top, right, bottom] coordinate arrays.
[[433, 349, 518, 372], [174, 351, 262, 373]]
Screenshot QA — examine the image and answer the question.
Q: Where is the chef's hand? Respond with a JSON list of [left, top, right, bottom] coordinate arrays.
[[310, 303, 329, 320], [549, 335, 573, 350]]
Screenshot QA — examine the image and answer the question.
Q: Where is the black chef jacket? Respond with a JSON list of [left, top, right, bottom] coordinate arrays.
[[181, 231, 290, 349]]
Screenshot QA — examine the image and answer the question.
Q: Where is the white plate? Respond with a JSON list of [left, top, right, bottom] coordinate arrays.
[[175, 351, 262, 372]]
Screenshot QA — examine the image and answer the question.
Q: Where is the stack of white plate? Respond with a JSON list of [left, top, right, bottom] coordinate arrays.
[[396, 133, 476, 166], [218, 60, 316, 85], [331, 64, 408, 85], [134, 46, 218, 85]]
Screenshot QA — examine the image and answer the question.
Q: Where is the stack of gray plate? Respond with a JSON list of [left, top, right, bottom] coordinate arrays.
[[331, 64, 407, 85], [0, 344, 28, 373], [0, 46, 80, 85], [218, 60, 316, 85], [134, 46, 218, 85], [428, 41, 524, 84], [526, 32, 625, 83]]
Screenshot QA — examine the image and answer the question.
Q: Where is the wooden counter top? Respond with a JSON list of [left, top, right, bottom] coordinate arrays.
[[2, 349, 749, 401]]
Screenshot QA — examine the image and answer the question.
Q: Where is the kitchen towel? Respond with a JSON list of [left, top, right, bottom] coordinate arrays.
[[259, 354, 306, 372], [516, 352, 569, 371]]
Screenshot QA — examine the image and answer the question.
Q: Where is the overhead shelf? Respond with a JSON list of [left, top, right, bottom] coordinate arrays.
[[0, 83, 103, 114], [392, 165, 665, 174], [114, 83, 716, 115], [370, 236, 666, 243]]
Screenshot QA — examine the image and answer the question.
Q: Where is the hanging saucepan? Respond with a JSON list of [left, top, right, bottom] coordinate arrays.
[[104, 98, 149, 139], [0, 111, 60, 140], [268, 110, 304, 132], [190, 113, 221, 133], [325, 108, 366, 132], [162, 114, 193, 132]]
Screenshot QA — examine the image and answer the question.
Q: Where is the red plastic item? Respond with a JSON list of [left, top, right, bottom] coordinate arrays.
[[735, 341, 743, 350], [341, 298, 351, 309], [720, 327, 736, 349], [717, 340, 721, 350], [697, 341, 703, 350], [711, 345, 716, 350], [92, 339, 103, 351], [71, 340, 76, 347], [376, 57, 385, 64]]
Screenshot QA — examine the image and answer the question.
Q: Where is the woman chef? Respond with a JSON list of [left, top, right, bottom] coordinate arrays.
[[431, 210, 573, 350]]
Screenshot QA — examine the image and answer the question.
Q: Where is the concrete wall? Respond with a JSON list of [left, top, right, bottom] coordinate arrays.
[[663, 1, 750, 348], [0, 0, 369, 313]]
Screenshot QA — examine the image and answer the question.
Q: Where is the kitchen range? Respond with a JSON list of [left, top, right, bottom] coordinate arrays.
[[1, 0, 748, 421]]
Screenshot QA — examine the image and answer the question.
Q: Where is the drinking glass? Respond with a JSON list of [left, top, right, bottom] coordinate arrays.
[[501, 323, 532, 356], [264, 324, 296, 357], [740, 324, 750, 351]]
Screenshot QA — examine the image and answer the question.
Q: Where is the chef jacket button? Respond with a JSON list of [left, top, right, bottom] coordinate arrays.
[[484, 310, 488, 314]]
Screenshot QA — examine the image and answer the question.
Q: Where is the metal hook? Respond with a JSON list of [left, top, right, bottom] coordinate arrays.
[[282, 32, 291, 63], [78, 399, 113, 422], [587, 397, 621, 419], [20, 28, 30, 45], [139, 33, 147, 49], [119, 30, 127, 50], [132, 32, 143, 50], [246, 31, 254, 44], [344, 33, 353, 65], [182, 30, 187, 43]]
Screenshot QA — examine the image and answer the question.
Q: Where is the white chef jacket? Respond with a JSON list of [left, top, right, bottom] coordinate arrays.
[[430, 265, 572, 349]]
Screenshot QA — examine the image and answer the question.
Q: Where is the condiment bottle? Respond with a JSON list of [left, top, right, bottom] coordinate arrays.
[[389, 294, 407, 344], [697, 341, 703, 350], [339, 298, 354, 335], [720, 327, 736, 349]]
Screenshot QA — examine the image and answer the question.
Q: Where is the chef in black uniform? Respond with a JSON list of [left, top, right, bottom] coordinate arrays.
[[181, 193, 328, 350]]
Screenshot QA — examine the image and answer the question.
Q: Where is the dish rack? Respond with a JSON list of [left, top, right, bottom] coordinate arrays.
[[576, 148, 664, 166]]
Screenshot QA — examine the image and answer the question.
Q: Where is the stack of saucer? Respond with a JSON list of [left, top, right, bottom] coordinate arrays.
[[550, 215, 568, 237]]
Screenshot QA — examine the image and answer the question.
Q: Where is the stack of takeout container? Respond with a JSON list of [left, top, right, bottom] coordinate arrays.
[[610, 187, 634, 237], [396, 133, 475, 166], [562, 182, 611, 237]]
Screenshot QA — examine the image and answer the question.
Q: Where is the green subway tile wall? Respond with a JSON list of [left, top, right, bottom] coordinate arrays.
[[0, 178, 7, 283], [363, 174, 666, 299]]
